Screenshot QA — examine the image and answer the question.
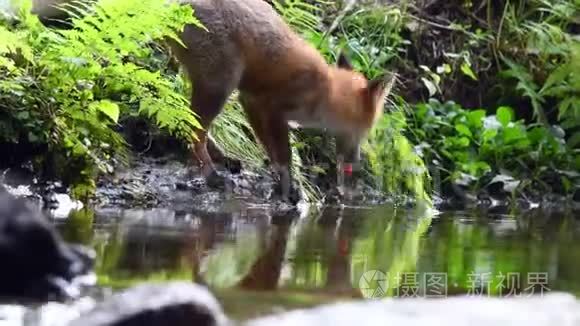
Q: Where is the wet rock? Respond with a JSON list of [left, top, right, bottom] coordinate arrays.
[[48, 193, 85, 219], [92, 155, 399, 211], [1, 167, 44, 205], [246, 293, 580, 326], [1, 166, 88, 216], [187, 177, 207, 192], [540, 193, 569, 210], [0, 189, 96, 302], [485, 174, 521, 200], [68, 282, 231, 326], [175, 182, 189, 191]]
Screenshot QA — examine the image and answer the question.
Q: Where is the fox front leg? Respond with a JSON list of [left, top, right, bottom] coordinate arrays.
[[241, 96, 301, 204], [269, 130, 301, 205], [335, 134, 362, 201]]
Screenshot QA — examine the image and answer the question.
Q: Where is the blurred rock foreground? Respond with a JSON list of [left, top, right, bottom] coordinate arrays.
[[5, 282, 576, 326]]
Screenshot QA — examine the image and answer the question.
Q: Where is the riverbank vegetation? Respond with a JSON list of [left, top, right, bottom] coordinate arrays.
[[1, 0, 578, 205]]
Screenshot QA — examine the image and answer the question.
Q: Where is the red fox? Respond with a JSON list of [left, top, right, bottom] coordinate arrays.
[[29, 0, 395, 203], [169, 0, 395, 203]]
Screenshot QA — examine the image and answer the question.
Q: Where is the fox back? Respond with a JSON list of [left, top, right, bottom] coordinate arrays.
[[173, 0, 393, 145]]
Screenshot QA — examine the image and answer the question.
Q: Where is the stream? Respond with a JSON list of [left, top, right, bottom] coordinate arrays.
[[22, 202, 580, 322], [1, 155, 579, 325]]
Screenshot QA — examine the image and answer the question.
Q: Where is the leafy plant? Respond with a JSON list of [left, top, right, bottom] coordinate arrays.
[[538, 42, 580, 148], [0, 0, 201, 199], [408, 99, 579, 197], [329, 3, 407, 78], [497, 0, 579, 141], [364, 107, 432, 203]]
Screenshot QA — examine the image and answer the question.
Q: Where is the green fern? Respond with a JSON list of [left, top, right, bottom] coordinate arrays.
[[45, 0, 203, 140], [1, 0, 202, 200], [499, 0, 580, 129], [271, 0, 325, 33]]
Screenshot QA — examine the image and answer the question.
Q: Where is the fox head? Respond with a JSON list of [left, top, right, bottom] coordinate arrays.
[[328, 53, 396, 166]]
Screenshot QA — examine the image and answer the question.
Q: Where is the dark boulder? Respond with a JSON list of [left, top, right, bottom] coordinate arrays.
[[0, 187, 95, 302]]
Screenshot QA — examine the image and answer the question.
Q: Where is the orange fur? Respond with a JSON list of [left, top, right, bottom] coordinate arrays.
[[169, 0, 395, 203]]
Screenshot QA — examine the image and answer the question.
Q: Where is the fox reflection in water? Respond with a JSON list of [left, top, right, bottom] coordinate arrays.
[[79, 206, 374, 297], [235, 207, 361, 295]]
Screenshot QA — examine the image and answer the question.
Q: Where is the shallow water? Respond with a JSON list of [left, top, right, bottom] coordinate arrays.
[[45, 203, 580, 320]]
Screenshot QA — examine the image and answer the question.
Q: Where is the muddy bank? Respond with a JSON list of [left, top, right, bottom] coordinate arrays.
[[94, 156, 281, 212], [0, 156, 290, 216], [1, 154, 391, 214], [93, 155, 398, 210], [2, 154, 579, 215]]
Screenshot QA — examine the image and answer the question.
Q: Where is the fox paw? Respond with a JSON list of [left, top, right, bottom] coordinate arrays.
[[325, 187, 344, 205], [272, 183, 301, 205], [287, 186, 302, 205], [206, 170, 234, 191], [223, 157, 242, 174]]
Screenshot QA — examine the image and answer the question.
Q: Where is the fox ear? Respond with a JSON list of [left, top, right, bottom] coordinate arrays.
[[337, 53, 353, 70]]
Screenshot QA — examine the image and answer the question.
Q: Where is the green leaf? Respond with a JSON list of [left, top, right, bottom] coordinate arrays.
[[496, 106, 514, 127], [557, 97, 577, 120], [474, 161, 491, 174], [461, 161, 491, 177], [503, 126, 529, 148], [436, 63, 452, 74], [92, 100, 120, 123], [481, 128, 498, 142], [460, 62, 478, 80], [527, 127, 549, 144], [454, 137, 471, 147], [467, 110, 485, 129], [455, 124, 473, 138], [420, 77, 438, 97], [540, 63, 571, 93], [416, 103, 429, 120], [16, 111, 30, 120], [568, 133, 580, 149]]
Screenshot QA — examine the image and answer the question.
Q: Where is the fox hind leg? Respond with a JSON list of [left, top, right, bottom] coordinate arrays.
[[206, 133, 242, 174], [190, 80, 241, 189], [169, 22, 244, 183]]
